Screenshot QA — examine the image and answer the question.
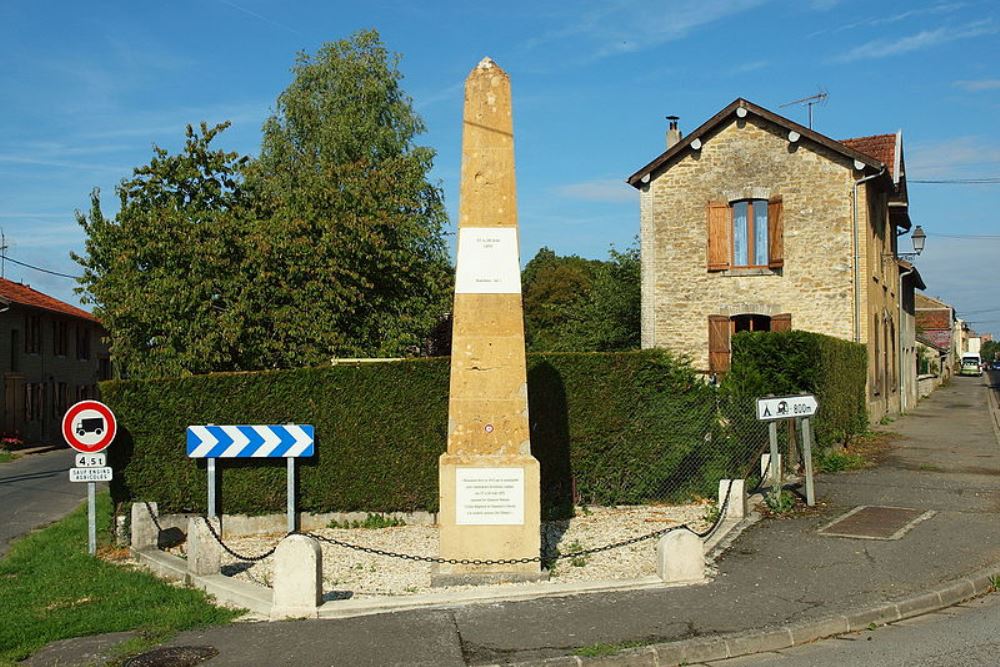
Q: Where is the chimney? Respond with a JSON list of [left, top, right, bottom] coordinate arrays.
[[666, 115, 682, 148]]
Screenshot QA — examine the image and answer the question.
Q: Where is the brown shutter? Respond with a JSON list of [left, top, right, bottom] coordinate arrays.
[[768, 196, 784, 269], [771, 313, 792, 332], [708, 315, 731, 373], [707, 202, 731, 271]]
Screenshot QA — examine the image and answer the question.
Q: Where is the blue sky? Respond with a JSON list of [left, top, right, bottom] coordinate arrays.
[[1, 0, 998, 335]]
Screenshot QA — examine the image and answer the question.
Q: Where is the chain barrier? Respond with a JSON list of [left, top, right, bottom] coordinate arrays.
[[139, 441, 771, 566]]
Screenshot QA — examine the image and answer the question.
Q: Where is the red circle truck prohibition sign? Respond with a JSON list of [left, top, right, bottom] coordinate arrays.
[[62, 400, 117, 453]]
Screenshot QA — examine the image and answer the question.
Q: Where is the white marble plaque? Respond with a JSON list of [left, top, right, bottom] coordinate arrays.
[[454, 227, 521, 294], [456, 467, 525, 525]]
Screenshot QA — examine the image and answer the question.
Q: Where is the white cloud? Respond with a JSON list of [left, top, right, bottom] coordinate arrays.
[[830, 20, 996, 63], [811, 3, 967, 37], [954, 79, 1000, 92], [907, 136, 1000, 178], [523, 0, 771, 62], [553, 179, 638, 203]]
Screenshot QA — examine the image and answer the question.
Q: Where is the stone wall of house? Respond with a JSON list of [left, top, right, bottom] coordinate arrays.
[[860, 182, 902, 422], [640, 115, 859, 369]]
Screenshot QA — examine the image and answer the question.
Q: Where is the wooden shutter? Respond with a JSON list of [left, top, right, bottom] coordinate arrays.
[[707, 202, 731, 271], [771, 313, 792, 332], [768, 196, 784, 269], [708, 315, 731, 373]]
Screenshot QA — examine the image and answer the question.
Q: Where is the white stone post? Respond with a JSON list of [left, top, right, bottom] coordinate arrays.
[[718, 479, 748, 520], [187, 517, 222, 578], [130, 501, 159, 552], [271, 534, 323, 619], [657, 530, 705, 584], [761, 453, 782, 486]]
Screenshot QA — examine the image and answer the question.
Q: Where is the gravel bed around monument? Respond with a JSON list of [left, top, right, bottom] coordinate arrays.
[[214, 503, 713, 598]]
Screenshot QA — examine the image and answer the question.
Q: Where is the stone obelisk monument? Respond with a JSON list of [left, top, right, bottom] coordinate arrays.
[[435, 58, 542, 584]]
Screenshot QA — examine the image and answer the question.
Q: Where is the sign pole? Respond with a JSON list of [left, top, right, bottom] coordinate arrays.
[[87, 481, 97, 556], [287, 457, 296, 533], [768, 420, 780, 494], [207, 458, 217, 519], [801, 417, 816, 506]]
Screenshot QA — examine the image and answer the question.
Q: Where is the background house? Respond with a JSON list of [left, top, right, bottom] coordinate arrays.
[[915, 292, 957, 381], [0, 278, 110, 444], [627, 98, 914, 422]]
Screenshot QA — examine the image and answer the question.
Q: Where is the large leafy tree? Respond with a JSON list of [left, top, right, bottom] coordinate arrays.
[[75, 30, 451, 377], [521, 244, 640, 353], [73, 122, 252, 378], [244, 29, 451, 363]]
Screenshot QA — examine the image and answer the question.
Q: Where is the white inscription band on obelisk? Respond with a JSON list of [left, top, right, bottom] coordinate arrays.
[[454, 227, 521, 294]]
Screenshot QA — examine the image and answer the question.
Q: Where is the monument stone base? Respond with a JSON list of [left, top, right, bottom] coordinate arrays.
[[436, 453, 542, 584]]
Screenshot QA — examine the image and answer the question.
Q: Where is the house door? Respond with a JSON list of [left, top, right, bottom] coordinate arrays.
[[4, 374, 24, 436]]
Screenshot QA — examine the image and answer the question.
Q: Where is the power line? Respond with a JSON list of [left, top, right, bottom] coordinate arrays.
[[929, 233, 1000, 240], [2, 256, 80, 280], [910, 178, 1000, 184]]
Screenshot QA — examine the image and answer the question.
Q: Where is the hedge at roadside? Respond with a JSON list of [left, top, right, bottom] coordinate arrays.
[[103, 350, 730, 519], [722, 330, 868, 449]]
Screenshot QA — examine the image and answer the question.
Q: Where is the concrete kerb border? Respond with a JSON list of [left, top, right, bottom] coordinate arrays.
[[985, 375, 1000, 447], [127, 494, 760, 621], [492, 568, 1000, 667]]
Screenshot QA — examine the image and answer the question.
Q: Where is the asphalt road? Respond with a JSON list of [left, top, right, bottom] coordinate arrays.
[[0, 447, 89, 557], [703, 592, 1000, 666]]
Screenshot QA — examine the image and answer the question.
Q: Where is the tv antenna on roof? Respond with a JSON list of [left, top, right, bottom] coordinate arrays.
[[779, 88, 828, 130]]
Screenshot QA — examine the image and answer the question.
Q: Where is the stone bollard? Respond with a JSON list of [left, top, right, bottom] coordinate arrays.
[[657, 530, 705, 584], [187, 517, 222, 578], [717, 479, 748, 520], [271, 534, 323, 620], [130, 501, 159, 551]]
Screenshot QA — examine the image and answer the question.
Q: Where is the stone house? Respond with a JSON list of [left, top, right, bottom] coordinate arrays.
[[897, 259, 926, 412], [626, 98, 915, 422], [0, 278, 111, 445], [915, 292, 957, 379]]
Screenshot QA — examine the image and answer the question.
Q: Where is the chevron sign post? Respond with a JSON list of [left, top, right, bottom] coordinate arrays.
[[187, 424, 315, 532], [186, 424, 314, 459]]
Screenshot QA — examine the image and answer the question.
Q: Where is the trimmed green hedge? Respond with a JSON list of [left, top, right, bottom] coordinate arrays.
[[104, 350, 729, 519], [722, 330, 868, 449]]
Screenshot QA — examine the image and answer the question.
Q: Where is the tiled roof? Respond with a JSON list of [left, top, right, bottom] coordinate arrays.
[[0, 278, 100, 323], [840, 134, 897, 180], [916, 310, 952, 331]]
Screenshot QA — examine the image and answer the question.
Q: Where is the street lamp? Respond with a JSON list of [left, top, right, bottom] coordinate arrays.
[[895, 225, 926, 261]]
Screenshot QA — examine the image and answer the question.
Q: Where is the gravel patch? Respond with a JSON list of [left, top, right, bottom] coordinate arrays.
[[208, 503, 714, 599]]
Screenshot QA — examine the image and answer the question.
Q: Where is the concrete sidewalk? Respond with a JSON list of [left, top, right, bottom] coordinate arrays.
[[30, 373, 1000, 666]]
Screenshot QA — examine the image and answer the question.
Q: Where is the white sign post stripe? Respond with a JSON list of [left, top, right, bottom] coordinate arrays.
[[188, 426, 218, 458]]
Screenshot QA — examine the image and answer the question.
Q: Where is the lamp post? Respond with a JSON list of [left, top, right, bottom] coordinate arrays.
[[897, 225, 926, 412]]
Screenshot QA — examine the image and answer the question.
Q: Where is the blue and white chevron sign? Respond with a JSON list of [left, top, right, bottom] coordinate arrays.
[[186, 424, 315, 458]]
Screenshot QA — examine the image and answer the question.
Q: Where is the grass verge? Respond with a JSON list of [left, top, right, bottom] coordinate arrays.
[[0, 491, 239, 664], [0, 451, 14, 464]]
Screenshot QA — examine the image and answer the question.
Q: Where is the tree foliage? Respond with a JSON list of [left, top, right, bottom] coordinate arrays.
[[521, 243, 640, 352], [73, 123, 252, 377], [74, 30, 451, 378]]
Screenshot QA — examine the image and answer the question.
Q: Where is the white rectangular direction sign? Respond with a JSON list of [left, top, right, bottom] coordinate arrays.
[[69, 467, 113, 483], [75, 453, 106, 468], [756, 394, 818, 421]]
